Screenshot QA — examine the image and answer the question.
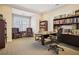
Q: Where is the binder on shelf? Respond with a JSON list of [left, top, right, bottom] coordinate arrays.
[[70, 19, 72, 23], [59, 20, 64, 24], [66, 19, 68, 24], [76, 17, 79, 23], [72, 18, 76, 23], [64, 19, 67, 24]]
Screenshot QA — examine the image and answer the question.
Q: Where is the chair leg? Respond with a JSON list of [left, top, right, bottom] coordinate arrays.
[[48, 45, 64, 54], [55, 50, 59, 54], [48, 47, 52, 51], [58, 46, 64, 51], [48, 48, 50, 51], [61, 48, 64, 51], [48, 45, 59, 54], [54, 47, 59, 54]]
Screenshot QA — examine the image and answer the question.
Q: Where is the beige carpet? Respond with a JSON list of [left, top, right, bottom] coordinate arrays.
[[0, 37, 79, 55]]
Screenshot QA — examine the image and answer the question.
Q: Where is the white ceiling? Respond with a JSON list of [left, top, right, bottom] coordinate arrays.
[[9, 4, 64, 14]]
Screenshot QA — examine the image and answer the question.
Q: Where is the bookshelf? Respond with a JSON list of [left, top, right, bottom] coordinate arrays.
[[53, 10, 79, 47], [39, 21, 48, 32], [0, 14, 7, 49], [53, 15, 79, 47], [53, 15, 79, 31]]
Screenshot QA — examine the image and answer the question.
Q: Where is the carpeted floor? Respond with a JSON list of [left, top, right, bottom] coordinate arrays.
[[0, 37, 79, 55]]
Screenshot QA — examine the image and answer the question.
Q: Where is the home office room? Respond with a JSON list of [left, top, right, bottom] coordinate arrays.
[[0, 4, 79, 55]]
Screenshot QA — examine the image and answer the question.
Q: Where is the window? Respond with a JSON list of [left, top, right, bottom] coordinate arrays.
[[12, 14, 30, 31]]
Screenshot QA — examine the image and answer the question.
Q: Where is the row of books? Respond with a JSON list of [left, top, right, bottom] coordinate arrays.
[[53, 18, 78, 24]]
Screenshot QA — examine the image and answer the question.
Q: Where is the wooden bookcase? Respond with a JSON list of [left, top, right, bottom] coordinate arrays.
[[0, 20, 6, 49], [53, 15, 79, 31], [53, 10, 79, 47], [0, 14, 7, 49], [39, 21, 48, 32]]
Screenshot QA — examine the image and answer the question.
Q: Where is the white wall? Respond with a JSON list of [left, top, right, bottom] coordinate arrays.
[[43, 4, 79, 31], [12, 8, 40, 33]]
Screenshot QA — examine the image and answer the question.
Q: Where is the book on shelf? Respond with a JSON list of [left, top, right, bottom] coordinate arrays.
[[55, 20, 60, 24], [59, 20, 64, 24], [72, 18, 77, 23], [66, 19, 70, 24], [76, 17, 79, 23], [64, 19, 67, 24], [71, 18, 74, 23], [66, 18, 73, 24]]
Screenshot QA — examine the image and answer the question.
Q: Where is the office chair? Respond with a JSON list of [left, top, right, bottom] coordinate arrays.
[[48, 28, 64, 54]]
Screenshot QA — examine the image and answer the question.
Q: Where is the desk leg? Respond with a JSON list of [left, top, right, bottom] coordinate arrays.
[[41, 36, 45, 45], [35, 36, 37, 41]]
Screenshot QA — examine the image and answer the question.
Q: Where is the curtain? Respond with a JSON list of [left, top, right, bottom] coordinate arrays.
[[12, 14, 30, 31]]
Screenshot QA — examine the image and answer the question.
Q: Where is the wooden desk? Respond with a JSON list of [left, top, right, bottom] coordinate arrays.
[[35, 33, 79, 47], [35, 32, 56, 45], [41, 33, 79, 47], [35, 34, 42, 40], [41, 33, 56, 45]]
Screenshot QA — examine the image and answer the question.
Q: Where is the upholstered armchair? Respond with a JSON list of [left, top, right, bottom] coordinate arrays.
[[12, 28, 22, 39], [26, 28, 33, 37]]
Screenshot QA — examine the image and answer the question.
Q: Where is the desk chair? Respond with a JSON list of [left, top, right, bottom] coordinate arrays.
[[48, 27, 64, 54]]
